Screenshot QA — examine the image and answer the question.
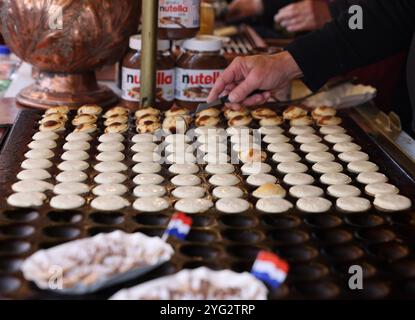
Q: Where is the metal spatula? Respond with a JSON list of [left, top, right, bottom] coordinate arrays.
[[195, 90, 265, 115]]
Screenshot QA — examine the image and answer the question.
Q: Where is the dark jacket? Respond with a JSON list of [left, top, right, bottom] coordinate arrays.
[[286, 0, 415, 131]]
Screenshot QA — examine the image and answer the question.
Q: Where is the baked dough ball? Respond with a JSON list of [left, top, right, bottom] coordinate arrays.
[[252, 183, 286, 199], [317, 116, 342, 126], [260, 116, 284, 126], [289, 185, 324, 198], [267, 143, 294, 153], [224, 107, 249, 119], [312, 161, 343, 174], [72, 114, 97, 126], [104, 106, 129, 118], [246, 173, 277, 186], [195, 115, 220, 127], [50, 195, 85, 210], [40, 113, 68, 124], [365, 183, 399, 197], [136, 115, 160, 126], [63, 140, 90, 151], [297, 197, 332, 213], [251, 107, 277, 120], [300, 142, 329, 153], [320, 172, 352, 185], [77, 104, 102, 116], [105, 115, 129, 126], [133, 185, 166, 198], [324, 133, 353, 144], [65, 132, 92, 142], [74, 123, 97, 133], [7, 192, 46, 207], [319, 125, 346, 135], [45, 106, 70, 115], [136, 120, 161, 134], [32, 131, 59, 141], [289, 125, 315, 135], [238, 148, 267, 163], [356, 172, 388, 184], [336, 197, 371, 212], [174, 198, 213, 213], [327, 185, 361, 198], [91, 196, 130, 211], [259, 126, 284, 135], [135, 107, 160, 119], [333, 142, 361, 153], [165, 106, 189, 118], [290, 116, 314, 126], [163, 116, 188, 134], [256, 198, 293, 213], [39, 120, 65, 132], [216, 198, 250, 213], [228, 115, 252, 127], [283, 173, 315, 186], [105, 123, 129, 134], [196, 107, 221, 118], [311, 106, 337, 120], [347, 161, 379, 173], [283, 105, 308, 120], [241, 163, 271, 175], [373, 194, 412, 212]]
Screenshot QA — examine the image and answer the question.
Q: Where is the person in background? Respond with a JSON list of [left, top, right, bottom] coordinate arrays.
[[208, 0, 415, 135], [227, 0, 334, 32], [227, 0, 408, 123]]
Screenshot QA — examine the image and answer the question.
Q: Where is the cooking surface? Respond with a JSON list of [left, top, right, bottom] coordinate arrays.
[[0, 108, 415, 299]]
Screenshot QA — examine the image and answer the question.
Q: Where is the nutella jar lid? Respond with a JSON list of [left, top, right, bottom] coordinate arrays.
[[182, 36, 223, 52], [129, 35, 170, 52]]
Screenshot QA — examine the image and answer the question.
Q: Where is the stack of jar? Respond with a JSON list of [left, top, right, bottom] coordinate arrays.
[[121, 0, 228, 110]]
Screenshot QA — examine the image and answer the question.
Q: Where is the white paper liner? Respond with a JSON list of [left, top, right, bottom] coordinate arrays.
[[21, 231, 174, 294], [110, 267, 268, 300]]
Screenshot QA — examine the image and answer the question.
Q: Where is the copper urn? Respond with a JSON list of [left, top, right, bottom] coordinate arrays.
[[1, 0, 141, 108]]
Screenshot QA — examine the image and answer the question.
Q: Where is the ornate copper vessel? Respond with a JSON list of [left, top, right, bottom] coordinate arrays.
[[1, 0, 140, 108]]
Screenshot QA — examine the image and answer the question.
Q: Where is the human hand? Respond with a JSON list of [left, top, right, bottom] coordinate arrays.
[[207, 51, 303, 108], [227, 0, 264, 20], [274, 0, 332, 33]]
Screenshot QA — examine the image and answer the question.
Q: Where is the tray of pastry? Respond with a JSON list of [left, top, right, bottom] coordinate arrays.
[[0, 103, 414, 300]]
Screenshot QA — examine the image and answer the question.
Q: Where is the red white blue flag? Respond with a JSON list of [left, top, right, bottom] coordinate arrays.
[[251, 251, 289, 288]]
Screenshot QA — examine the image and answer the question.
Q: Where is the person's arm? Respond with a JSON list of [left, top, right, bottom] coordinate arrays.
[[328, 0, 362, 19], [287, 0, 415, 91], [261, 0, 293, 28]]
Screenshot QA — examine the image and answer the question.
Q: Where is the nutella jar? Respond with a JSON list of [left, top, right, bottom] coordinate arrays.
[[158, 0, 200, 40], [175, 36, 228, 109], [121, 35, 175, 109]]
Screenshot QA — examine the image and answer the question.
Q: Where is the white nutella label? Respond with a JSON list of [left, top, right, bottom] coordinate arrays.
[[122, 67, 175, 102], [175, 68, 223, 102], [158, 0, 200, 29]]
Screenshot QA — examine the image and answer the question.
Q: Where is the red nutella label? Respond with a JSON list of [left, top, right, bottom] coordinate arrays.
[[122, 67, 175, 102], [175, 68, 223, 102], [158, 0, 200, 29]]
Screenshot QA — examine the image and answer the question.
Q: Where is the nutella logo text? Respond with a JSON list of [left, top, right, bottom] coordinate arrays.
[[160, 5, 189, 13], [181, 72, 221, 86], [126, 71, 173, 86]]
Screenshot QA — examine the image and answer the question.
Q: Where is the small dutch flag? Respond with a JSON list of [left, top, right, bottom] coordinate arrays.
[[251, 251, 289, 288], [162, 212, 192, 241]]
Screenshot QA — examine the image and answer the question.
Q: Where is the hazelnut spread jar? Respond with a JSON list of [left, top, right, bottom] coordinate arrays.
[[175, 36, 228, 109], [122, 35, 175, 109], [158, 0, 200, 40]]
